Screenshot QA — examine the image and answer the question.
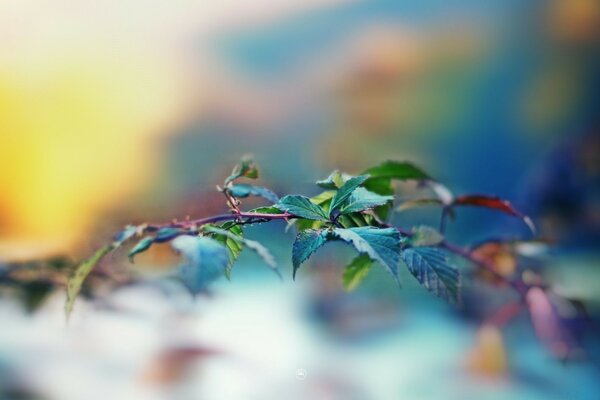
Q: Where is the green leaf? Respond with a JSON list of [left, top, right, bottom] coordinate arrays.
[[363, 160, 431, 181], [311, 191, 335, 208], [332, 227, 401, 282], [228, 184, 279, 203], [409, 226, 445, 247], [363, 177, 393, 195], [224, 154, 259, 184], [65, 244, 113, 320], [329, 175, 369, 216], [342, 254, 374, 291], [401, 247, 460, 304], [316, 170, 351, 189], [204, 223, 244, 278], [247, 206, 282, 214], [292, 229, 329, 278], [172, 236, 229, 294], [204, 225, 280, 279], [275, 195, 329, 221], [338, 212, 374, 228], [128, 236, 154, 262], [339, 187, 393, 214]]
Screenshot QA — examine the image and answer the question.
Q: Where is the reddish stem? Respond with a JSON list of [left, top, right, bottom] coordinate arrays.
[[146, 211, 295, 231]]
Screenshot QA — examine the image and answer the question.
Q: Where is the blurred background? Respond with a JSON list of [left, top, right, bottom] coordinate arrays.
[[1, 0, 599, 399]]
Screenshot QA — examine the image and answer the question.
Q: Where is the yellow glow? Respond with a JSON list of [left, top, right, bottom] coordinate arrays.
[[0, 48, 184, 258]]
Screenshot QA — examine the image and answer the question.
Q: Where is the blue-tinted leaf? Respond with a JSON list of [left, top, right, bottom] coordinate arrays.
[[293, 191, 335, 231], [363, 161, 431, 181], [329, 175, 369, 215], [409, 226, 445, 247], [401, 247, 460, 304], [113, 225, 137, 247], [65, 244, 113, 319], [275, 195, 329, 221], [244, 239, 281, 279], [204, 225, 280, 279], [292, 229, 329, 278], [342, 254, 374, 291], [128, 236, 154, 262], [339, 187, 393, 214], [228, 184, 279, 203], [154, 227, 187, 243], [332, 227, 401, 282], [172, 236, 229, 294], [316, 170, 352, 189]]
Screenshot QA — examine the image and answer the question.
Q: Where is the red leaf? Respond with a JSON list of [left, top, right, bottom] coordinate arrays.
[[453, 195, 535, 233]]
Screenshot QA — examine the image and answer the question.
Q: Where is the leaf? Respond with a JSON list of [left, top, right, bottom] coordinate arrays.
[[337, 212, 374, 228], [426, 181, 454, 205], [453, 195, 535, 233], [291, 191, 335, 231], [128, 236, 154, 262], [228, 184, 279, 203], [65, 244, 113, 320], [339, 187, 393, 214], [275, 195, 329, 221], [243, 239, 281, 279], [172, 236, 229, 294], [363, 177, 393, 195], [247, 206, 282, 214], [154, 227, 187, 243], [204, 223, 244, 278], [329, 175, 369, 216], [316, 170, 351, 189], [401, 247, 460, 304], [363, 160, 431, 181], [362, 177, 394, 220], [342, 254, 374, 291], [409, 226, 445, 247], [291, 229, 329, 278], [204, 225, 280, 279], [332, 227, 401, 282], [113, 225, 137, 247], [311, 190, 335, 207], [224, 154, 259, 184]]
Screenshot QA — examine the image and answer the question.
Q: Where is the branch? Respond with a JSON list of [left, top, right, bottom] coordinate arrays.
[[146, 211, 296, 231]]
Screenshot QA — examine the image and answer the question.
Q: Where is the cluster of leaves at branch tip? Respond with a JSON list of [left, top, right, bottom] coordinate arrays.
[[64, 156, 536, 322]]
